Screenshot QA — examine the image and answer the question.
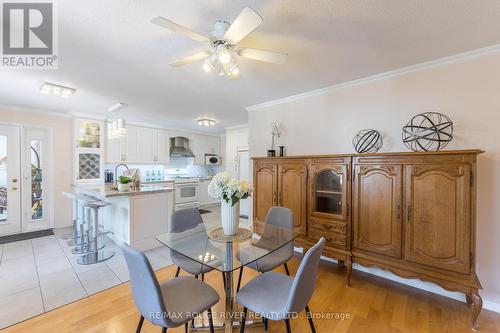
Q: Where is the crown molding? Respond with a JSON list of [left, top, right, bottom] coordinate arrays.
[[245, 43, 500, 112], [0, 103, 72, 118], [225, 123, 248, 131]]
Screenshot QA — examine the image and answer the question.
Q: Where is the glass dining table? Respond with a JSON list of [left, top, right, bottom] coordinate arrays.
[[156, 221, 296, 332]]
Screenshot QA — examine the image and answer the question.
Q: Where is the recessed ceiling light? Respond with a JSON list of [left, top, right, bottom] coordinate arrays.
[[40, 82, 76, 98], [197, 118, 216, 127]]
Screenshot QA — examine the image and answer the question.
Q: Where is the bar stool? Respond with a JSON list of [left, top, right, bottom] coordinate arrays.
[[70, 194, 105, 255], [61, 192, 81, 240], [77, 199, 114, 265]]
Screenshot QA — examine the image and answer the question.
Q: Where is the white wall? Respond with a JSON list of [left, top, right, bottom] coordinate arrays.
[[0, 106, 73, 229], [248, 50, 500, 310]]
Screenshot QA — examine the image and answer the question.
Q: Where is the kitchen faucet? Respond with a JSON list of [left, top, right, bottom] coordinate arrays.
[[114, 163, 130, 185]]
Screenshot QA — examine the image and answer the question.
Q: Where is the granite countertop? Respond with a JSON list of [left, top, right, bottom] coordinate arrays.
[[74, 184, 174, 198]]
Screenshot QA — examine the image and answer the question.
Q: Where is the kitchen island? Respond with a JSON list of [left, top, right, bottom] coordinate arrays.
[[75, 184, 174, 251]]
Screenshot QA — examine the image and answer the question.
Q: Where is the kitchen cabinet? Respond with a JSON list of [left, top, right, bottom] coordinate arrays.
[[253, 150, 483, 330], [106, 125, 169, 164], [74, 118, 104, 183], [186, 134, 221, 165], [198, 179, 218, 207]]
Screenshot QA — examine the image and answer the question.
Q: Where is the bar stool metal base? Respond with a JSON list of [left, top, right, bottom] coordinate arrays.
[[77, 250, 115, 265], [71, 242, 105, 254]]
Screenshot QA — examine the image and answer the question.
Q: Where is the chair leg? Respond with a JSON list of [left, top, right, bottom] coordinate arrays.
[[263, 317, 268, 330], [202, 273, 205, 282], [208, 308, 215, 333], [222, 272, 226, 289], [184, 322, 188, 333], [136, 315, 144, 333], [284, 263, 290, 276], [175, 266, 180, 277], [305, 305, 316, 333], [240, 307, 247, 333], [236, 267, 244, 292], [161, 328, 167, 333], [195, 275, 199, 279], [284, 319, 291, 333]]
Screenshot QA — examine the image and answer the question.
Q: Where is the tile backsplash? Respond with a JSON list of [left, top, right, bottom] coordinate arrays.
[[105, 163, 221, 183]]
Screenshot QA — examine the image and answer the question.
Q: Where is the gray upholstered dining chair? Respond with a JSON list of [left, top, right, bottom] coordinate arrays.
[[236, 206, 294, 292], [236, 237, 325, 333], [169, 208, 215, 280], [122, 244, 219, 333]]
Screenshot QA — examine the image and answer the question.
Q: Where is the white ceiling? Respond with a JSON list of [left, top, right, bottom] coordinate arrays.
[[2, 0, 500, 133]]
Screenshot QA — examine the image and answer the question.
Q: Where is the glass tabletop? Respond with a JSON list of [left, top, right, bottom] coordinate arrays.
[[155, 221, 296, 273]]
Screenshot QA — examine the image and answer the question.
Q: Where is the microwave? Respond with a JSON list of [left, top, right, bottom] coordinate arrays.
[[205, 154, 222, 166]]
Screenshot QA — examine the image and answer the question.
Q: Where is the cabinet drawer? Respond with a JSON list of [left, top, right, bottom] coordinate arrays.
[[310, 218, 347, 235], [309, 229, 346, 249]]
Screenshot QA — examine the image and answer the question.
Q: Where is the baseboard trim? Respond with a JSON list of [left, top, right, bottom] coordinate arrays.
[[293, 247, 500, 314]]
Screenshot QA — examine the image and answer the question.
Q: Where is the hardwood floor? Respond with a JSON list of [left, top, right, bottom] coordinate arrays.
[[2, 255, 500, 333]]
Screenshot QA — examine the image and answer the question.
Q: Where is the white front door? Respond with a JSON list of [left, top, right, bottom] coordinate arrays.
[[0, 125, 21, 236]]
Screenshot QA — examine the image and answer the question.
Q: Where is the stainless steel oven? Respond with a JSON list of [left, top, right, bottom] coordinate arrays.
[[174, 179, 199, 210]]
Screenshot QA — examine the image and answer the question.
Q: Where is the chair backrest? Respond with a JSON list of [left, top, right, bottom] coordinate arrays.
[[121, 244, 168, 327], [266, 206, 293, 229], [169, 208, 203, 233], [284, 238, 325, 315]]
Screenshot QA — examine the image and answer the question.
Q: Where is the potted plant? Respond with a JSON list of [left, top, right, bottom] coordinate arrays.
[[117, 175, 132, 192], [208, 172, 253, 235]]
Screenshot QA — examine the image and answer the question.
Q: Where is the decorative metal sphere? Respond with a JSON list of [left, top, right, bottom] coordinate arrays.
[[352, 129, 383, 154], [402, 112, 453, 152]]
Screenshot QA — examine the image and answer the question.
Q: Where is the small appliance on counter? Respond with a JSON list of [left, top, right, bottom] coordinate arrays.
[[104, 169, 114, 184], [205, 154, 221, 166]]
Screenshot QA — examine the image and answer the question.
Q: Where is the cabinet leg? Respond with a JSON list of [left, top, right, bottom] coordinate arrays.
[[465, 293, 472, 306], [470, 292, 483, 331], [345, 259, 352, 287]]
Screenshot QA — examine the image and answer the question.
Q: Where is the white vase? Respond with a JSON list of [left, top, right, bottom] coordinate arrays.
[[221, 200, 240, 235], [118, 183, 130, 192]]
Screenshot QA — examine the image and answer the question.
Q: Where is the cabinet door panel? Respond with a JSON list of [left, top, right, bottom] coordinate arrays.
[[137, 127, 155, 163], [156, 130, 170, 164], [278, 163, 307, 236], [124, 126, 138, 162], [253, 163, 277, 233], [353, 165, 402, 258], [309, 164, 348, 221], [405, 164, 470, 274]]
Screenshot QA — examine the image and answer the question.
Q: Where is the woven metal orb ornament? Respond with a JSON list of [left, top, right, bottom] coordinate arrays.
[[352, 129, 383, 153], [402, 112, 453, 152]]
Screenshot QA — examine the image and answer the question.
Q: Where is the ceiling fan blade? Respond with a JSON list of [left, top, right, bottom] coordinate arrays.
[[238, 48, 288, 64], [169, 51, 210, 67], [151, 16, 210, 44], [224, 7, 263, 44]]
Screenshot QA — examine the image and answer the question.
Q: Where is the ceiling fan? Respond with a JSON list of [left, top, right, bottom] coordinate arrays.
[[151, 7, 287, 79]]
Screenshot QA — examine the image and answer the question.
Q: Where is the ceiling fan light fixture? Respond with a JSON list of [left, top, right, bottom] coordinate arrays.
[[216, 44, 232, 64], [203, 61, 213, 72]]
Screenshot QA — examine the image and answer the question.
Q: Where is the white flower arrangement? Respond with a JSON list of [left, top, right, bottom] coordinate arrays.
[[208, 172, 253, 206]]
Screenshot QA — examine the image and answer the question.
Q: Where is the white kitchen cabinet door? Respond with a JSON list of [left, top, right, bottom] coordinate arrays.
[[190, 134, 204, 165], [156, 129, 170, 164], [106, 136, 124, 162], [124, 126, 139, 162], [137, 127, 156, 163], [204, 136, 220, 155]]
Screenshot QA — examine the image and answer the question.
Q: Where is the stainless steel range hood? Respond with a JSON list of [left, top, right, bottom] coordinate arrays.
[[170, 136, 195, 157]]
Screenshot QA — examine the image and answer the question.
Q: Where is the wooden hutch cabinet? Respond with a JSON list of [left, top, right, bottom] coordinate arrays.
[[252, 150, 483, 330]]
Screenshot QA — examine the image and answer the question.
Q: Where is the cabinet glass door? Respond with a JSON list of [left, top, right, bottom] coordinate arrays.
[[77, 120, 101, 149], [313, 169, 345, 215]]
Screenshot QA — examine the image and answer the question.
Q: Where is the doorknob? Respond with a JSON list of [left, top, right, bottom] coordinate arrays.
[[12, 179, 18, 183]]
